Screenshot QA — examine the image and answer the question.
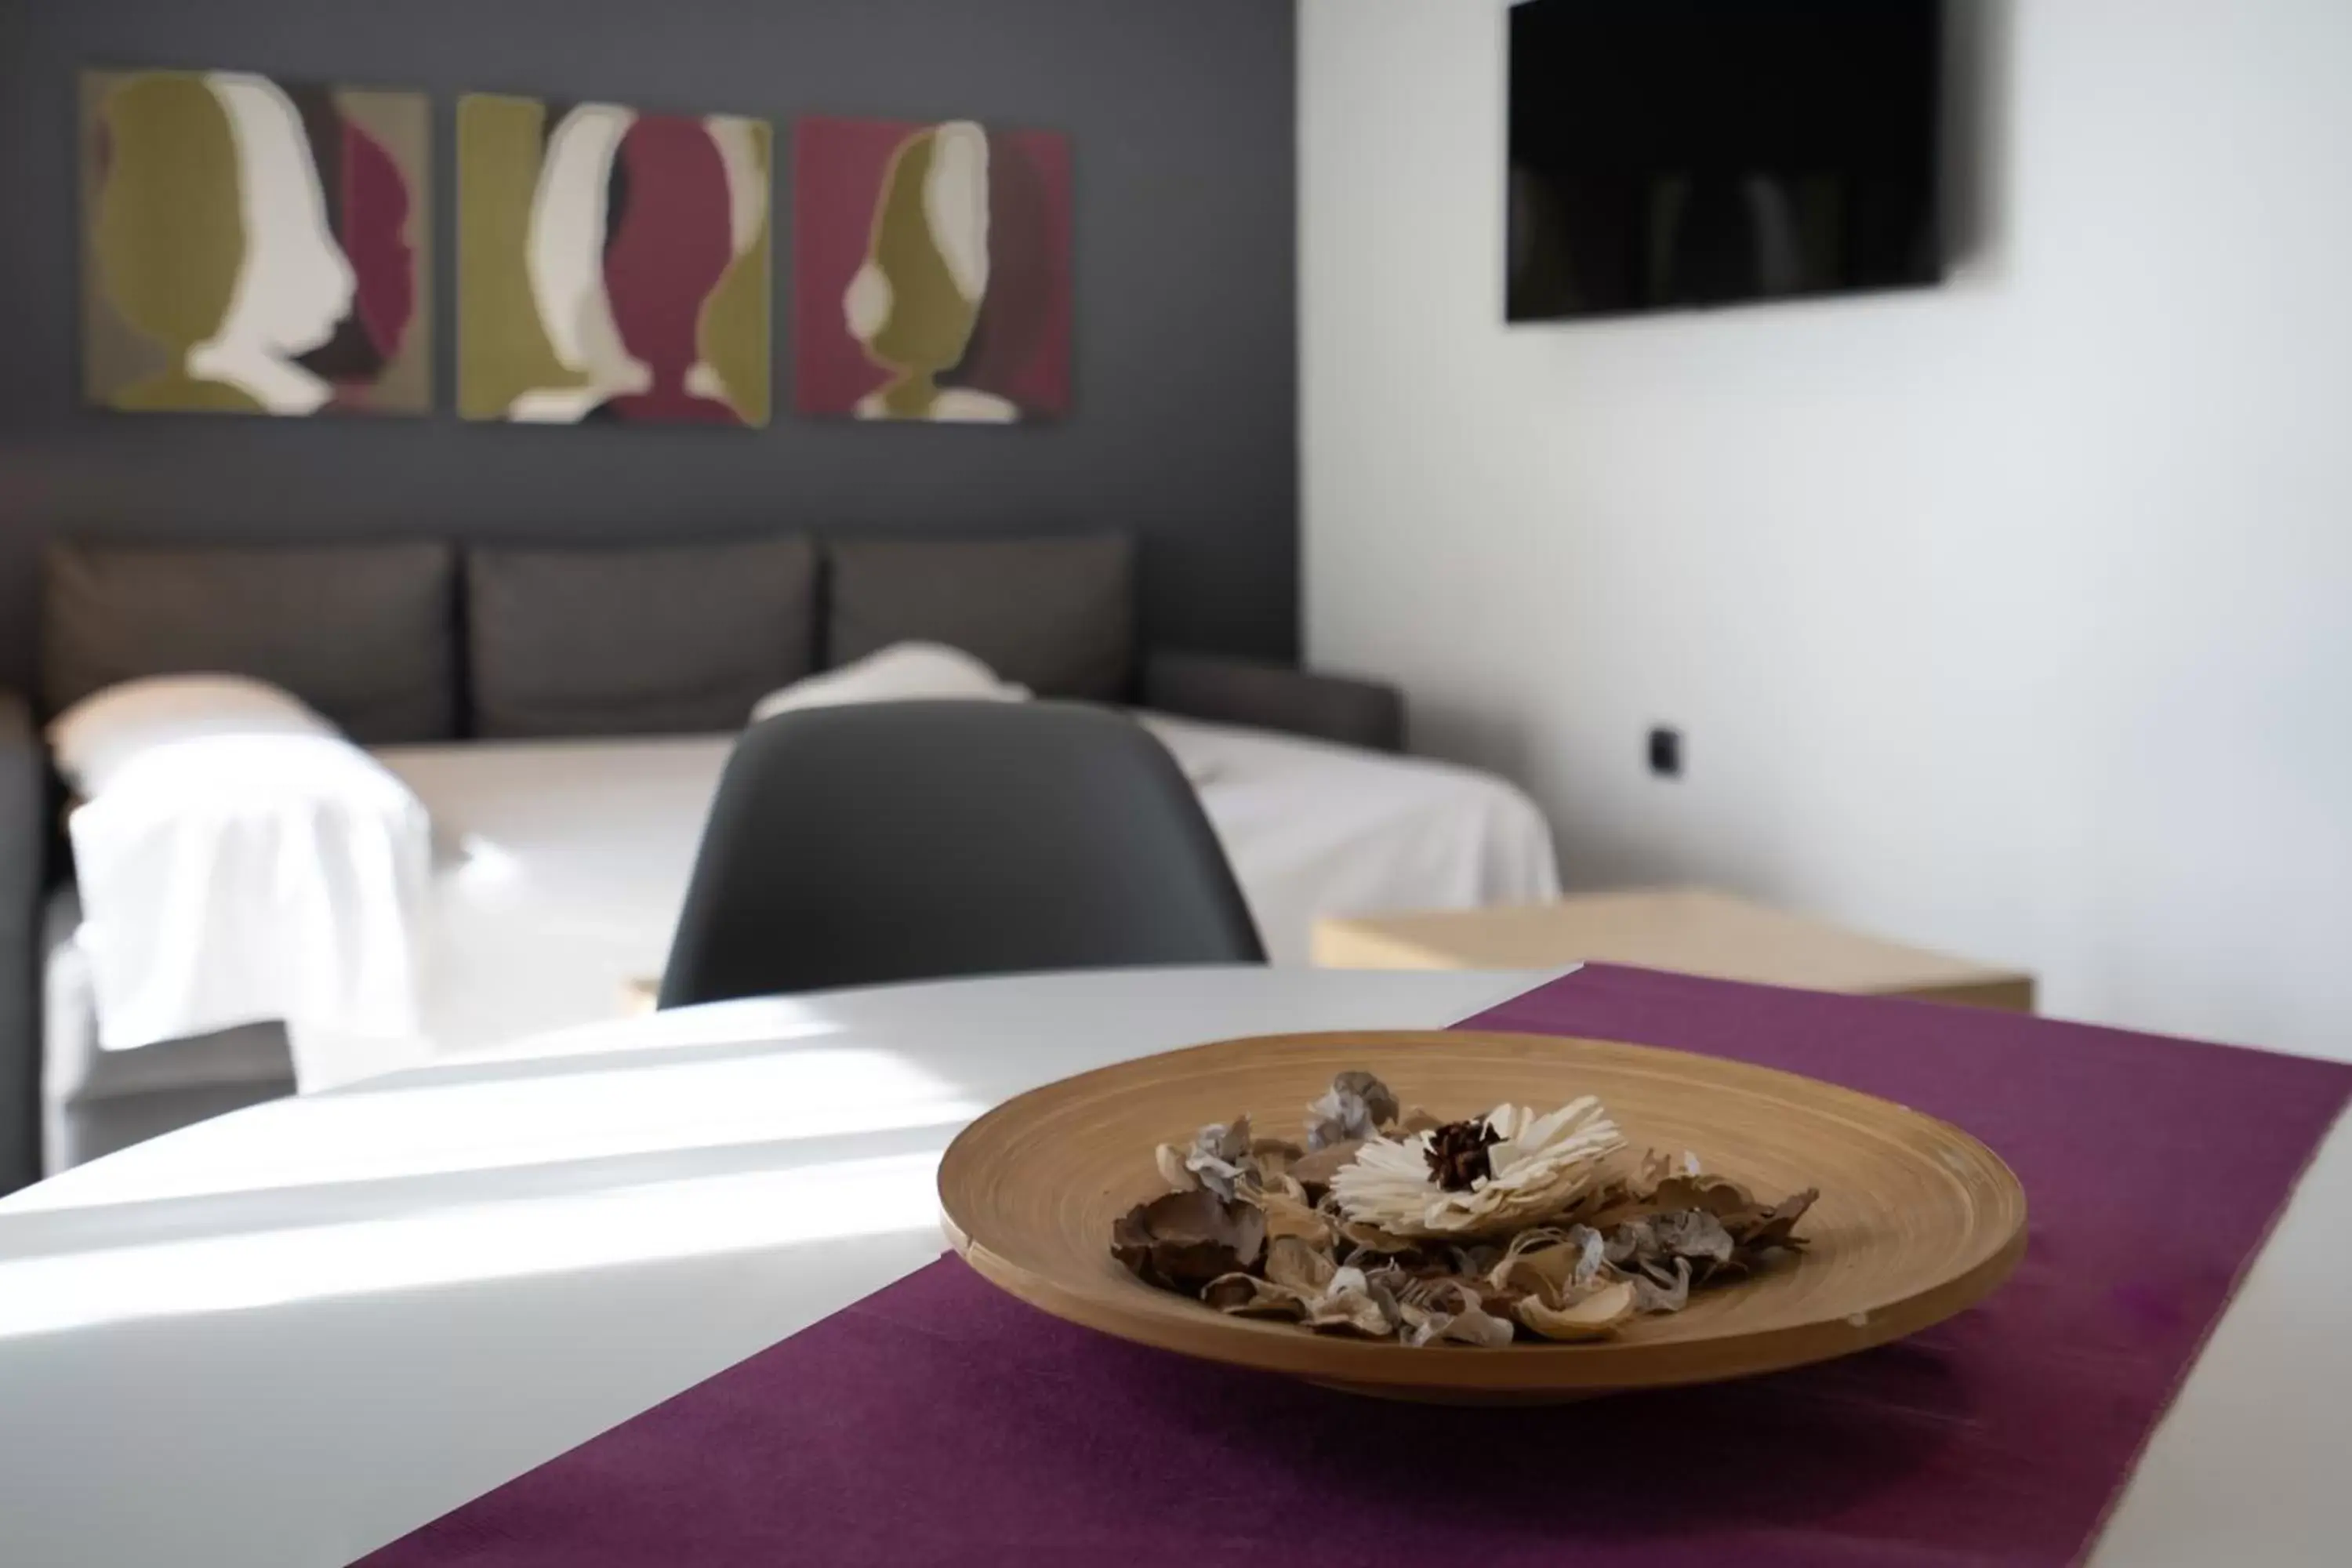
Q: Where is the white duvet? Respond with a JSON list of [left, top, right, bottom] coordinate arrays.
[[369, 717, 1560, 1065], [69, 735, 433, 1058]]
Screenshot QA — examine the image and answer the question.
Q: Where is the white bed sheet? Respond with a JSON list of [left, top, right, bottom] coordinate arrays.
[[1133, 713, 1560, 960], [376, 736, 732, 1066], [362, 716, 1559, 1063]]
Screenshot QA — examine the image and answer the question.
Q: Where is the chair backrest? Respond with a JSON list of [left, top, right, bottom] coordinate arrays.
[[657, 701, 1264, 1007]]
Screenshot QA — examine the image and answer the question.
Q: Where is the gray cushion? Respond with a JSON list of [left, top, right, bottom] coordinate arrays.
[[466, 537, 818, 738], [41, 543, 457, 743], [825, 535, 1135, 700]]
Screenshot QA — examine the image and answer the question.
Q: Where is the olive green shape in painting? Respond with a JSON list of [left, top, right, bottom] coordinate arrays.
[[695, 123, 772, 427], [864, 131, 981, 419], [458, 93, 585, 419], [91, 73, 263, 412]]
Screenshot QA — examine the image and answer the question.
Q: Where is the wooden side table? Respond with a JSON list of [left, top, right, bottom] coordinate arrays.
[[1313, 887, 2034, 1012]]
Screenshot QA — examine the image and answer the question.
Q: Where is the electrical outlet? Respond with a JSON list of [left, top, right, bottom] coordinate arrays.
[[1647, 726, 1682, 779]]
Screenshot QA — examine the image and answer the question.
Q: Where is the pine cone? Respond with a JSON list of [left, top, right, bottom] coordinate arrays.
[[1424, 1118, 1500, 1191]]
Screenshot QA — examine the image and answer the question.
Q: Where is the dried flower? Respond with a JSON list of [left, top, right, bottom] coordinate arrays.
[[1328, 1096, 1625, 1239], [1424, 1118, 1501, 1190], [1112, 1069, 1817, 1348]]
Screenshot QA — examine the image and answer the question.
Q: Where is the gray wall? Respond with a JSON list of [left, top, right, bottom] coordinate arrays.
[[0, 0, 1299, 696]]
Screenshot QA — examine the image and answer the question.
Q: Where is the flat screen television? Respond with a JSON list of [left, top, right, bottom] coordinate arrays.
[[1507, 0, 1944, 322]]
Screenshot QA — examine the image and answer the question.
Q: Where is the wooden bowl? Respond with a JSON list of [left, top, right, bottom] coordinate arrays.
[[939, 1029, 2027, 1401]]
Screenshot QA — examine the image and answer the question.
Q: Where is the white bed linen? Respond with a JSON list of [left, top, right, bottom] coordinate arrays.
[[68, 735, 432, 1060], [355, 716, 1560, 1058], [376, 736, 731, 1064], [1134, 713, 1559, 959]]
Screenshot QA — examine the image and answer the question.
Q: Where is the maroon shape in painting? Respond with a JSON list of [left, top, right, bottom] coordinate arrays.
[[342, 120, 416, 365], [598, 116, 742, 425]]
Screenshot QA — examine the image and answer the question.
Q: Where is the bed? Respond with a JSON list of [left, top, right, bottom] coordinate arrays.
[[380, 717, 1552, 1065], [8, 535, 1558, 1179]]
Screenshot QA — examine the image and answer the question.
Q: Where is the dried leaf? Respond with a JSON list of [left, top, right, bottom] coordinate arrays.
[[1731, 1187, 1819, 1249], [1604, 1217, 1654, 1269], [1570, 1225, 1606, 1287], [1302, 1266, 1399, 1337], [1264, 1234, 1338, 1294], [1337, 1071, 1400, 1127], [1111, 1189, 1267, 1293], [1513, 1279, 1639, 1341], [1259, 1171, 1310, 1204], [1180, 1116, 1256, 1200], [1651, 1174, 1758, 1218], [1401, 1280, 1518, 1348], [1584, 1169, 1755, 1230], [1443, 1242, 1504, 1279], [1120, 1071, 1819, 1349], [1249, 1138, 1305, 1181], [1203, 1272, 1310, 1319], [1304, 1071, 1399, 1151], [1631, 1256, 1692, 1313], [1287, 1138, 1363, 1195], [1650, 1209, 1736, 1266], [1485, 1227, 1583, 1305], [1252, 1183, 1331, 1247], [1334, 1218, 1423, 1254]]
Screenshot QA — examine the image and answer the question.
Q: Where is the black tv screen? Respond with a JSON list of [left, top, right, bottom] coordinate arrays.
[[1508, 0, 1944, 321]]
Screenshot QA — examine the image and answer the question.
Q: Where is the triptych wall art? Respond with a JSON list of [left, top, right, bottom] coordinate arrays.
[[78, 71, 1072, 427]]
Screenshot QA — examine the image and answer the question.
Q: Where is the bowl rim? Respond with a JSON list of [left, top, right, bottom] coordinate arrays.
[[938, 1028, 2029, 1394]]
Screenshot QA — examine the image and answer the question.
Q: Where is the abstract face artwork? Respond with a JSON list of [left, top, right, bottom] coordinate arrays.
[[795, 117, 1071, 423], [459, 96, 771, 426], [81, 71, 429, 416]]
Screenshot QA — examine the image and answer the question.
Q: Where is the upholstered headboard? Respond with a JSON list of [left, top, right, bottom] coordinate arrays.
[[41, 543, 460, 743], [466, 537, 821, 739], [37, 532, 1145, 743], [826, 535, 1136, 702]]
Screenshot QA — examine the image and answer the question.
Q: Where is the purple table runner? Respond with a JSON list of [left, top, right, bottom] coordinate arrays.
[[361, 965, 2352, 1566]]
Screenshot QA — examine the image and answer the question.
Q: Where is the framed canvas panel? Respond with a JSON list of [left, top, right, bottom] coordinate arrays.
[[459, 95, 771, 426], [82, 70, 430, 416], [795, 116, 1071, 423]]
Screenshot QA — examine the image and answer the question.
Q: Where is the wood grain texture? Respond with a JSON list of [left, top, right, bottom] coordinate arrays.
[[1313, 889, 2036, 1013], [939, 1029, 2027, 1399]]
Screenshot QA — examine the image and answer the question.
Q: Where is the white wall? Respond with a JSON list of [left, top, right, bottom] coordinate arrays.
[[1301, 0, 2352, 1056]]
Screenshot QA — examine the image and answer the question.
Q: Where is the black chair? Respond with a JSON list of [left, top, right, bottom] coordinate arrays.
[[658, 701, 1265, 1008]]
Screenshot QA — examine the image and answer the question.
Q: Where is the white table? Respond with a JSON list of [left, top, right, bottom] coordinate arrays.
[[0, 967, 2343, 1567]]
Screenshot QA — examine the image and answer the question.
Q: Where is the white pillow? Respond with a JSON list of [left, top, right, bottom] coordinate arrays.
[[47, 674, 339, 797], [750, 642, 1029, 724]]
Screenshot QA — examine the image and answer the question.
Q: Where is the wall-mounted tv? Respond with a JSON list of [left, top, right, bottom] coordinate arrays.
[[1507, 0, 1944, 322]]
